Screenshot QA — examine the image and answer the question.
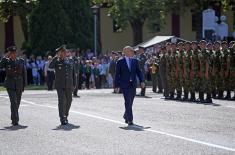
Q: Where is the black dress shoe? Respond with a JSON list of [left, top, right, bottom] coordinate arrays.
[[128, 122, 134, 126], [61, 120, 68, 125], [12, 122, 18, 126], [73, 95, 80, 98]]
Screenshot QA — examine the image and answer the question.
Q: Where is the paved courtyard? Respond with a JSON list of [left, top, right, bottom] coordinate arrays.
[[0, 89, 235, 155]]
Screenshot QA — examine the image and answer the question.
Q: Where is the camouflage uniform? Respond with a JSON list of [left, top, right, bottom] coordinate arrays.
[[189, 49, 200, 102], [199, 49, 212, 103], [213, 49, 223, 98], [169, 50, 177, 99], [221, 48, 231, 99], [182, 50, 191, 100], [175, 50, 184, 100], [165, 50, 172, 99], [230, 45, 235, 100]]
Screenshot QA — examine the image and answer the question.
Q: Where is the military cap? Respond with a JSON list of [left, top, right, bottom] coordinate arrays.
[[207, 42, 213, 46], [199, 40, 207, 44], [138, 46, 145, 50], [185, 41, 191, 45], [191, 41, 197, 45], [7, 45, 17, 52], [229, 41, 235, 45], [55, 45, 66, 53], [111, 51, 118, 55], [214, 41, 221, 45], [221, 41, 227, 45], [177, 42, 184, 45], [166, 42, 171, 46]]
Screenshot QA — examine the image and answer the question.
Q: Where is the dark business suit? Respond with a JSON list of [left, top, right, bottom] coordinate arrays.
[[49, 56, 75, 123], [115, 57, 143, 123]]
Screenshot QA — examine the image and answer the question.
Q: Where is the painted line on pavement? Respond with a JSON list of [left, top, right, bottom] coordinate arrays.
[[1, 96, 235, 152]]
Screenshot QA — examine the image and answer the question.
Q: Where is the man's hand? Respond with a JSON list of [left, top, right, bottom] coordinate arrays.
[[114, 88, 120, 93], [140, 82, 145, 89]]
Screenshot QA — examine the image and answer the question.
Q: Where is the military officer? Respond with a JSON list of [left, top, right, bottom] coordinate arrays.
[[49, 45, 75, 125], [0, 45, 27, 126], [137, 46, 147, 96], [169, 42, 177, 99]]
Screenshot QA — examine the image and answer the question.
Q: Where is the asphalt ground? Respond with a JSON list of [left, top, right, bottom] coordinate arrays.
[[0, 89, 235, 155]]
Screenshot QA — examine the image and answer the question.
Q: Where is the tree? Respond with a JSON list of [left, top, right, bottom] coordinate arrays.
[[61, 0, 93, 49], [29, 0, 72, 55], [0, 0, 37, 41]]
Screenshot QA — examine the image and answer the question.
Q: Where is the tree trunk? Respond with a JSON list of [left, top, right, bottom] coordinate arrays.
[[19, 15, 28, 41], [130, 19, 144, 46]]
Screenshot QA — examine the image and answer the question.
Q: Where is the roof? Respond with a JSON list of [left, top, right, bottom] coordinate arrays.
[[135, 36, 187, 50]]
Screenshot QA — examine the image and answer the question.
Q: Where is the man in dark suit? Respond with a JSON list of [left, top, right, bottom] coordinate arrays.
[[0, 45, 27, 126], [115, 46, 145, 125], [49, 45, 75, 125]]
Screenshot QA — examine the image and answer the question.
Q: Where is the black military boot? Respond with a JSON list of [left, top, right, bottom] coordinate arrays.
[[175, 91, 181, 100], [169, 92, 174, 100], [197, 92, 204, 103], [190, 92, 196, 102], [224, 91, 231, 100], [141, 87, 146, 96], [218, 91, 223, 99], [212, 91, 217, 99], [205, 93, 213, 104], [183, 92, 189, 101]]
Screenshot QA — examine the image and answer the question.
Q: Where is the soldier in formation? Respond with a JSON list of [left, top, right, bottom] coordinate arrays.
[[158, 40, 235, 103]]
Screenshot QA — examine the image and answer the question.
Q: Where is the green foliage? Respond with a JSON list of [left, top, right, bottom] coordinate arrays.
[[29, 0, 72, 55], [61, 0, 93, 49]]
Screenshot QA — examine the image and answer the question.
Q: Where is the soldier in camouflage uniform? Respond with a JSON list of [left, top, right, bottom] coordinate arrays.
[[169, 43, 177, 99], [198, 40, 212, 103], [182, 42, 191, 101], [229, 41, 235, 100], [229, 42, 235, 100], [137, 46, 147, 96], [213, 41, 223, 99], [190, 41, 200, 102], [221, 41, 231, 100], [0, 46, 27, 126], [166, 42, 174, 99], [175, 42, 184, 100], [159, 46, 169, 99]]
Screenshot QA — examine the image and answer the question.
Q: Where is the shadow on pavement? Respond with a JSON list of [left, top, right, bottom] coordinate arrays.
[[119, 124, 151, 131], [0, 125, 28, 131], [53, 123, 80, 131]]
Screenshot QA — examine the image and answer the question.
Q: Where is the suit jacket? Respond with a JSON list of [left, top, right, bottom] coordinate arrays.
[[49, 57, 75, 89], [115, 57, 143, 89], [0, 57, 27, 90]]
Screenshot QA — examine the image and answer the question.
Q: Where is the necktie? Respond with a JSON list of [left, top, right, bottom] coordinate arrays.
[[128, 58, 131, 71]]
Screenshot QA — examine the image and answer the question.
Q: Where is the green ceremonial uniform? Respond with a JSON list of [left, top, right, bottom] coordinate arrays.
[[214, 49, 223, 98], [0, 56, 27, 124], [49, 56, 75, 124]]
